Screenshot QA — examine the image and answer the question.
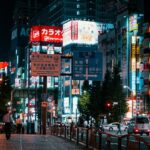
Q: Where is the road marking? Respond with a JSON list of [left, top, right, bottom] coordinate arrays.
[[19, 134, 23, 150]]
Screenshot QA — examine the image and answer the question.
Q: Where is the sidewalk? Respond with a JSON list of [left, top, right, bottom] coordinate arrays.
[[0, 134, 85, 150]]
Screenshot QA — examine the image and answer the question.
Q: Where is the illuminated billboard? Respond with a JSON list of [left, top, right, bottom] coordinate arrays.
[[0, 62, 8, 69], [129, 14, 138, 31], [131, 36, 140, 95], [30, 26, 63, 43], [63, 20, 113, 46]]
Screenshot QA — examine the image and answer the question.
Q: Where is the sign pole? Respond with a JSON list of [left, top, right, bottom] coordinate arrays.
[[42, 76, 47, 135]]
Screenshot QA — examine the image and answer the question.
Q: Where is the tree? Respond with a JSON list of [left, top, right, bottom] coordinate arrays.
[[89, 81, 102, 127], [78, 91, 90, 118], [111, 65, 128, 122], [82, 80, 91, 92], [101, 69, 113, 115], [78, 80, 91, 126]]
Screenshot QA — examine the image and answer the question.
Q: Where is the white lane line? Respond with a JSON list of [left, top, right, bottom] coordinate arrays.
[[19, 134, 23, 150]]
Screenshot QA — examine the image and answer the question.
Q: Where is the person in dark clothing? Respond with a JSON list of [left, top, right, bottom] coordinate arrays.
[[16, 116, 22, 134], [3, 111, 13, 140], [116, 123, 122, 135]]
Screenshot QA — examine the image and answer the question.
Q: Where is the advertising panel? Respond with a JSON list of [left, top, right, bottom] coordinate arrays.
[[0, 62, 8, 69], [31, 53, 61, 76], [121, 28, 127, 81], [73, 97, 78, 114], [64, 97, 70, 114], [73, 51, 103, 81], [131, 36, 141, 95], [72, 80, 80, 95], [63, 20, 113, 46], [30, 26, 63, 43], [129, 14, 138, 31]]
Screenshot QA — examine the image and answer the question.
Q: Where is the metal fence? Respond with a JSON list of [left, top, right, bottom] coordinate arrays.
[[49, 125, 150, 150]]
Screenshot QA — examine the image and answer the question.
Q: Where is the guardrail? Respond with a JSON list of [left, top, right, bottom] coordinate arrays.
[[49, 125, 150, 150]]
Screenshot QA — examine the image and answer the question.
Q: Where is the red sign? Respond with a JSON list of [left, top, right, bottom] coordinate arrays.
[[30, 26, 63, 43], [0, 62, 8, 69], [31, 53, 61, 77], [41, 102, 48, 107]]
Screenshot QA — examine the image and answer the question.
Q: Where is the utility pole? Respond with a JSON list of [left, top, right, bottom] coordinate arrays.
[[42, 76, 47, 135]]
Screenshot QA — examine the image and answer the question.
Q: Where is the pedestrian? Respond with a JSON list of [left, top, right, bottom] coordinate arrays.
[[16, 116, 22, 134], [116, 122, 122, 135], [3, 110, 13, 140]]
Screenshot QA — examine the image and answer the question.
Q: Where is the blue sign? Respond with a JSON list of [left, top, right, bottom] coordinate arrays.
[[73, 51, 103, 81]]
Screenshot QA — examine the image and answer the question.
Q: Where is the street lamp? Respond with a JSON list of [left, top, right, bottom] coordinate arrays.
[[123, 85, 133, 118], [11, 88, 16, 112]]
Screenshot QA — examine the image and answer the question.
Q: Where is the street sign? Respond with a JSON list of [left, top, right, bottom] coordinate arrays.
[[41, 102, 48, 107], [31, 53, 61, 76], [72, 51, 103, 81], [113, 102, 118, 105]]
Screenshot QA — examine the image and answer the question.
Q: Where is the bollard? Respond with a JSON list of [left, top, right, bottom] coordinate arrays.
[[86, 128, 89, 148], [106, 135, 111, 149], [118, 137, 121, 150], [81, 129, 83, 141], [76, 127, 79, 144], [70, 126, 72, 141], [98, 131, 102, 150], [64, 126, 66, 139]]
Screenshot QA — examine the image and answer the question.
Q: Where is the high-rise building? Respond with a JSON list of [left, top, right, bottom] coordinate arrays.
[[10, 0, 50, 86]]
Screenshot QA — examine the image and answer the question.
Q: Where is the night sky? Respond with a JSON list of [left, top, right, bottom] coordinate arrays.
[[0, 0, 149, 61], [0, 1, 14, 61]]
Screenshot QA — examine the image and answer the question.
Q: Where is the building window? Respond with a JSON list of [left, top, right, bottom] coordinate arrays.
[[77, 4, 80, 8], [77, 10, 80, 15]]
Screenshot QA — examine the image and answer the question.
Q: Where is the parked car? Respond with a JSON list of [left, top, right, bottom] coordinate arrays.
[[102, 122, 128, 131], [127, 115, 150, 136], [0, 122, 5, 133]]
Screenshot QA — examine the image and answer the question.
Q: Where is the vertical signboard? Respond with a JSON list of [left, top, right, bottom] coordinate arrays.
[[73, 51, 103, 81], [129, 14, 138, 31], [121, 28, 127, 82]]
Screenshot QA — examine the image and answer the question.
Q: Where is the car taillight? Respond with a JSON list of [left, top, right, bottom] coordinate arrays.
[[147, 129, 150, 132], [134, 129, 139, 132]]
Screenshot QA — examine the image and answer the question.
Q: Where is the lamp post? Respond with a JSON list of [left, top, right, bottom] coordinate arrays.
[[11, 88, 16, 112], [123, 85, 133, 118]]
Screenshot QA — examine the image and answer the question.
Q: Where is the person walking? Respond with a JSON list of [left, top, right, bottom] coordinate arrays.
[[16, 116, 22, 134], [3, 110, 13, 140], [116, 122, 122, 135]]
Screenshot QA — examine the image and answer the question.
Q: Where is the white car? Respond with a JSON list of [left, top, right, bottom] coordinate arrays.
[[127, 115, 150, 136], [102, 122, 128, 131]]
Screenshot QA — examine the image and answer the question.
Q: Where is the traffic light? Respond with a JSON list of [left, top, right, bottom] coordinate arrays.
[[105, 101, 112, 109], [107, 103, 111, 107]]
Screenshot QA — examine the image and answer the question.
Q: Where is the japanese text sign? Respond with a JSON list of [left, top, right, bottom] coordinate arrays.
[[30, 26, 63, 43], [31, 53, 61, 77]]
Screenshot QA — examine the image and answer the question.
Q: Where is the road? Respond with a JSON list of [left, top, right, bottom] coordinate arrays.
[[102, 130, 150, 150], [0, 134, 84, 150]]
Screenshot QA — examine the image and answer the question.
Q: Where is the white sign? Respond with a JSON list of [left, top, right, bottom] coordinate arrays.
[[63, 20, 113, 46]]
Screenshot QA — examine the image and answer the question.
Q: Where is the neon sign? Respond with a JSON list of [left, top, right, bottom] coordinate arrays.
[[30, 26, 63, 43]]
